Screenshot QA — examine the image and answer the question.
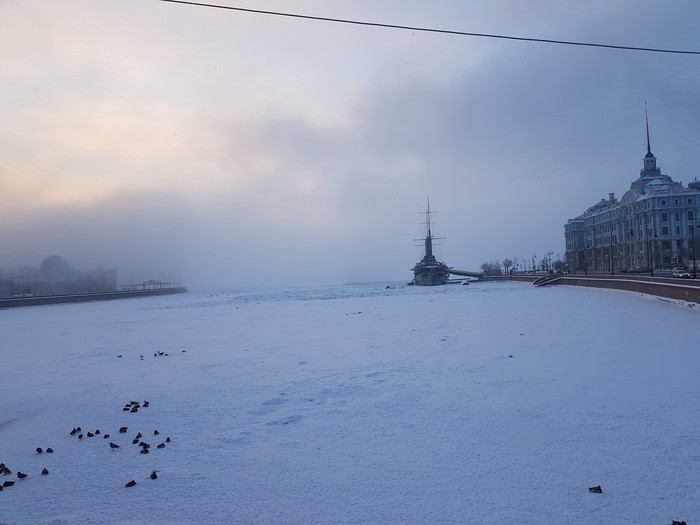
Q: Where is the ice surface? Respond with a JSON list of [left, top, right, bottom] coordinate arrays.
[[1, 281, 699, 524]]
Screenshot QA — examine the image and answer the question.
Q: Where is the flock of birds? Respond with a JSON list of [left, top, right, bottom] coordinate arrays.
[[116, 350, 185, 360], [1, 399, 172, 493], [1, 454, 62, 490]]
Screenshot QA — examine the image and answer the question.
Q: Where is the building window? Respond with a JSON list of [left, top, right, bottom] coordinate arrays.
[[661, 200, 667, 206], [676, 213, 679, 222], [661, 212, 668, 222], [688, 199, 693, 205], [662, 226, 669, 236], [675, 199, 679, 206], [689, 211, 695, 221], [676, 226, 680, 235]]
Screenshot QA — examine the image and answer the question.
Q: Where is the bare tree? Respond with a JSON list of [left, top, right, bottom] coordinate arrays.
[[480, 260, 502, 275], [502, 258, 513, 274]]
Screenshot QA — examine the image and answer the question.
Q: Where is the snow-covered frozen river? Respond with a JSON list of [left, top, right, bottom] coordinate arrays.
[[1, 281, 698, 524]]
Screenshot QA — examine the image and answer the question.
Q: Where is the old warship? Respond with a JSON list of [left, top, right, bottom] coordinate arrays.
[[411, 202, 451, 286]]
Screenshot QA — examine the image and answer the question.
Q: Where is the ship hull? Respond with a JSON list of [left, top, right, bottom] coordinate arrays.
[[412, 266, 450, 286]]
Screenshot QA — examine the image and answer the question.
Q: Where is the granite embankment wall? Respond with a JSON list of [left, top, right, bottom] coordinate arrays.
[[484, 274, 700, 304], [0, 287, 187, 309]]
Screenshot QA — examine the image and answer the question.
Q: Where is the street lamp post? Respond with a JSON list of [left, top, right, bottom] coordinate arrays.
[[649, 231, 657, 277], [693, 223, 698, 279], [629, 229, 635, 271]]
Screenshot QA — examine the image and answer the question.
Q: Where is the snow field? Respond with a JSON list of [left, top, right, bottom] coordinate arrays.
[[1, 281, 699, 524]]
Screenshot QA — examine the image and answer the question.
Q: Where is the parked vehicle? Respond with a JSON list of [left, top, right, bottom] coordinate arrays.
[[672, 268, 690, 278]]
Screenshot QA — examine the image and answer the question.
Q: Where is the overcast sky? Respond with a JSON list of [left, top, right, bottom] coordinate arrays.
[[2, 0, 700, 288]]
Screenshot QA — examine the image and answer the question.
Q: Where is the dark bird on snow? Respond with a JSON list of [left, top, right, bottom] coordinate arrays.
[[36, 447, 43, 454], [41, 468, 49, 475], [588, 485, 603, 494], [130, 401, 139, 406], [109, 442, 120, 449], [119, 427, 128, 433], [130, 406, 139, 413], [150, 470, 158, 480], [16, 472, 28, 480], [0, 485, 3, 491], [135, 432, 142, 439], [46, 448, 54, 453], [139, 448, 149, 454], [165, 437, 170, 443], [125, 479, 136, 487], [143, 401, 149, 408], [103, 434, 110, 439], [123, 407, 130, 411], [132, 438, 140, 445], [87, 432, 94, 437], [3, 480, 15, 487], [1, 466, 11, 475], [157, 443, 165, 449], [95, 430, 100, 435], [139, 442, 149, 448], [76, 426, 81, 432], [153, 430, 159, 435], [78, 434, 84, 440], [117, 355, 122, 358], [672, 521, 687, 525], [70, 428, 77, 435]]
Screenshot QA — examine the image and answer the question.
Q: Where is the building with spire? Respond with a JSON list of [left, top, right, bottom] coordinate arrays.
[[564, 114, 700, 274]]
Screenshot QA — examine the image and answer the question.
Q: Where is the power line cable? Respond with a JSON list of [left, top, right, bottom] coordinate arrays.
[[157, 0, 700, 56]]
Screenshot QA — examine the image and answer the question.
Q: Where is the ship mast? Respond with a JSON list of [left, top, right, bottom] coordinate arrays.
[[424, 197, 434, 260]]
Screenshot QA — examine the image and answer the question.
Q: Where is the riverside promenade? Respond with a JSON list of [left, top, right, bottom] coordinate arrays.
[[485, 273, 700, 304], [0, 286, 187, 308]]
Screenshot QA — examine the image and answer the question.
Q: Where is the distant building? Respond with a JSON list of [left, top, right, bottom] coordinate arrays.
[[0, 278, 12, 298], [565, 120, 700, 273], [0, 256, 117, 297]]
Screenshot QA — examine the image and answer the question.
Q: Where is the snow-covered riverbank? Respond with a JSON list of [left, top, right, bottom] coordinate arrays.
[[1, 281, 698, 524]]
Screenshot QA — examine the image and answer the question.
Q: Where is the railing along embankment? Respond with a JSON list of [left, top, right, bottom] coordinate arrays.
[[0, 287, 188, 309], [534, 274, 700, 304], [482, 274, 540, 284]]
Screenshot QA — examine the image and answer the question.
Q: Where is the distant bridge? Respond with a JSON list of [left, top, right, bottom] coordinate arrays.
[[449, 269, 485, 280]]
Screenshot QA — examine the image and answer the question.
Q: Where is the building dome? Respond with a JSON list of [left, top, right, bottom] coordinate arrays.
[[40, 255, 75, 280]]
